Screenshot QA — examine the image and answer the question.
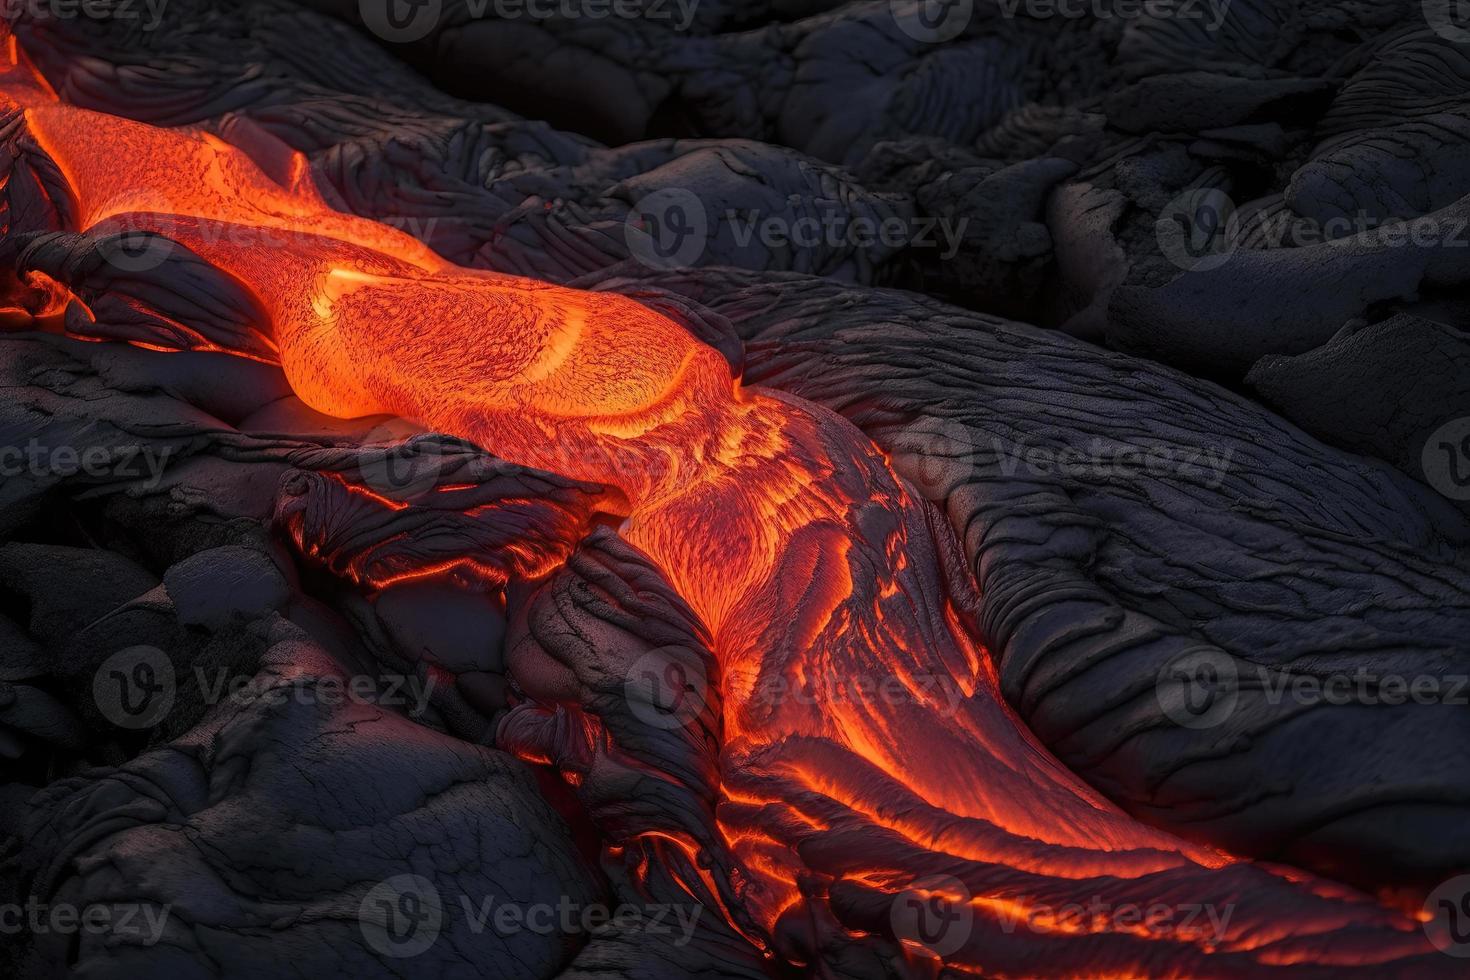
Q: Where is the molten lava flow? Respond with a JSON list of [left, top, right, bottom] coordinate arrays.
[[0, 35, 1441, 976]]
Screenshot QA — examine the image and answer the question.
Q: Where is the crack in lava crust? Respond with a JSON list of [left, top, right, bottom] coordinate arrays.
[[0, 35, 1442, 977]]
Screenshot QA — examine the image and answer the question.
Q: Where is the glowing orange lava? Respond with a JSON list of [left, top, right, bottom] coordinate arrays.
[[0, 34, 1441, 976]]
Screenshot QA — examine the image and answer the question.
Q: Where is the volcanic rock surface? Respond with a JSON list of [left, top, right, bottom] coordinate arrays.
[[1, 1, 1469, 978]]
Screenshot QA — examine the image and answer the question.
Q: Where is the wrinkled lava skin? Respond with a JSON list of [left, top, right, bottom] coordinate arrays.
[[0, 32, 1448, 978]]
